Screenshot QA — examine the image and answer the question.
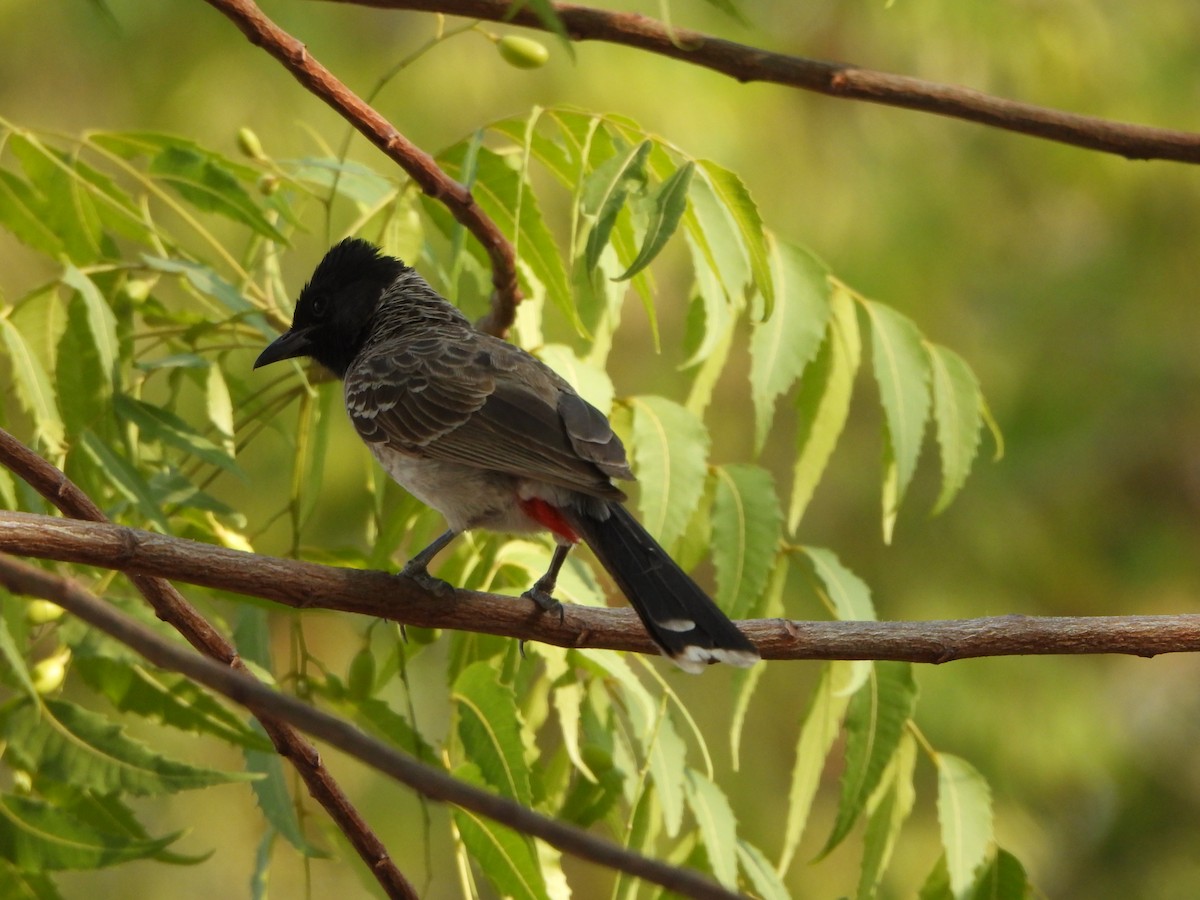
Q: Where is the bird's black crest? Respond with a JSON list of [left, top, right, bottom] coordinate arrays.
[[290, 238, 406, 377]]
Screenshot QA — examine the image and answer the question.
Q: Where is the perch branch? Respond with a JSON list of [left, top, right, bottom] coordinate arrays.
[[331, 0, 1200, 163], [3, 510, 1200, 662], [0, 430, 417, 900], [0, 553, 739, 900], [200, 0, 523, 334]]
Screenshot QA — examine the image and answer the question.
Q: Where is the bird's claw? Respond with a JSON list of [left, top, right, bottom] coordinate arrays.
[[400, 562, 455, 598], [522, 586, 565, 623]]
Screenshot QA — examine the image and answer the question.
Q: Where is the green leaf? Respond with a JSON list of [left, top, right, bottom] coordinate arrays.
[[937, 753, 994, 896], [863, 300, 931, 543], [681, 230, 739, 373], [857, 731, 918, 899], [750, 238, 831, 453], [804, 545, 877, 621], [696, 160, 773, 316], [684, 769, 738, 888], [60, 265, 118, 389], [685, 167, 750, 305], [509, 0, 574, 59], [0, 169, 63, 256], [0, 314, 64, 454], [76, 429, 169, 531], [628, 395, 710, 552], [778, 661, 853, 872], [711, 464, 782, 620], [1, 699, 255, 796], [9, 134, 105, 263], [535, 344, 615, 415], [56, 298, 107, 438], [114, 394, 240, 476], [615, 161, 694, 281], [452, 661, 533, 805], [737, 840, 790, 900], [205, 364, 236, 457], [0, 614, 37, 703], [283, 156, 395, 207], [145, 142, 285, 242], [246, 724, 326, 857], [969, 848, 1032, 900], [582, 140, 650, 273], [927, 342, 985, 514], [0, 858, 63, 900], [436, 144, 571, 325], [789, 284, 861, 532], [0, 793, 177, 872], [141, 255, 272, 337], [453, 802, 548, 900], [729, 555, 787, 768], [819, 662, 918, 858], [72, 651, 269, 751]]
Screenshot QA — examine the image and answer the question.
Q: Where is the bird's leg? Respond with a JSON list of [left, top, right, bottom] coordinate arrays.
[[522, 542, 572, 623], [400, 528, 459, 597]]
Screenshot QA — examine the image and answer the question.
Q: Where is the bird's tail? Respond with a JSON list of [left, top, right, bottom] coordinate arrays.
[[566, 502, 759, 673]]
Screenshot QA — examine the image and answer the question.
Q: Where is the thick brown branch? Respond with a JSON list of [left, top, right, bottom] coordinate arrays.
[[4, 510, 1200, 661], [0, 432, 417, 900], [0, 553, 738, 900], [200, 0, 523, 334], [331, 0, 1200, 163]]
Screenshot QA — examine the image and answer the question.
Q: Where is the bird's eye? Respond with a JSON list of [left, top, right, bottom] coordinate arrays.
[[310, 295, 328, 318]]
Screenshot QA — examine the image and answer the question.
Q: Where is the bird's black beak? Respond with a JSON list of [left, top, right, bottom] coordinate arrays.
[[254, 326, 315, 369]]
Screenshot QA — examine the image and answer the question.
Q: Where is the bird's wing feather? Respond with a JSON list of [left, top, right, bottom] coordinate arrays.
[[344, 331, 630, 499]]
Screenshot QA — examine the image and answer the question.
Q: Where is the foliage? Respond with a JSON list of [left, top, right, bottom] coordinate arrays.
[[0, 76, 1014, 899]]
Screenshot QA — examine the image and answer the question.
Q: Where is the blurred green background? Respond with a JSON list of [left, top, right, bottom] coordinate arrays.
[[3, 0, 1199, 896]]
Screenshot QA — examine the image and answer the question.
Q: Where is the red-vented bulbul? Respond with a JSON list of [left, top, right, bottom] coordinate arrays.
[[254, 238, 758, 672]]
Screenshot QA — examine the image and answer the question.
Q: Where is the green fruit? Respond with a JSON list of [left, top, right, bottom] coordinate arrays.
[[497, 35, 550, 70], [26, 599, 65, 625], [32, 654, 68, 695], [236, 126, 267, 161]]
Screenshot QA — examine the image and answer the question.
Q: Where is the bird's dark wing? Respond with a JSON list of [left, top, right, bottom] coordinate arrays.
[[344, 331, 631, 499]]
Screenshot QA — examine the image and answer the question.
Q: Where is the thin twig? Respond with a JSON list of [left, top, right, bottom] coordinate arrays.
[[3, 509, 1200, 662], [199, 0, 523, 335], [0, 553, 740, 900], [330, 0, 1200, 163], [0, 430, 418, 900]]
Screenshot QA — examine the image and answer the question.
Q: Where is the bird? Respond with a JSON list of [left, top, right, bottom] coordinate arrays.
[[254, 238, 759, 673]]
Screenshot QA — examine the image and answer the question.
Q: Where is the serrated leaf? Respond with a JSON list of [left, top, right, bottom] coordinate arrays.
[[696, 160, 773, 316], [0, 315, 64, 454], [778, 661, 853, 872], [10, 134, 105, 263], [0, 169, 64, 256], [615, 161, 693, 281], [750, 238, 831, 453], [536, 344, 614, 414], [684, 769, 739, 888], [969, 848, 1032, 900], [76, 429, 169, 530], [804, 545, 876, 621], [205, 364, 235, 456], [730, 555, 787, 768], [937, 753, 994, 896], [863, 300, 931, 542], [114, 393, 240, 476], [857, 731, 918, 899], [1, 699, 255, 796], [789, 284, 861, 532], [819, 661, 917, 858], [283, 156, 395, 207], [711, 464, 782, 620], [453, 803, 548, 900], [436, 144, 571, 326], [582, 140, 650, 273], [0, 858, 63, 899], [0, 793, 177, 872], [56, 298, 106, 438], [628, 395, 710, 552], [681, 230, 739, 375], [60, 265, 118, 388], [0, 614, 37, 703], [452, 661, 533, 805], [72, 652, 269, 751], [927, 342, 985, 514], [141, 255, 272, 337], [737, 840, 790, 900], [245, 724, 326, 857]]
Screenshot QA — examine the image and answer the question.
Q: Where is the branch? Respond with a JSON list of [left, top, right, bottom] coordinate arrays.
[[0, 554, 740, 900], [0, 431, 418, 900], [331, 0, 1200, 164], [199, 0, 523, 335], [3, 510, 1200, 661]]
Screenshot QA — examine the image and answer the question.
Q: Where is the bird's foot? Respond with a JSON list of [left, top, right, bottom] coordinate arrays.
[[400, 561, 455, 598], [522, 585, 565, 624]]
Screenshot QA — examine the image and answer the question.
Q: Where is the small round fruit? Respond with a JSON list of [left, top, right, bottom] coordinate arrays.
[[497, 35, 550, 70]]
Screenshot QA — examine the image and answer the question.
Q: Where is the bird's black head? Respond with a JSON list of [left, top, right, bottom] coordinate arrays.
[[254, 238, 406, 378]]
